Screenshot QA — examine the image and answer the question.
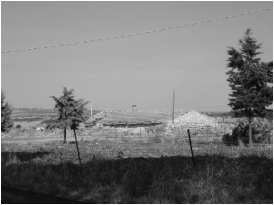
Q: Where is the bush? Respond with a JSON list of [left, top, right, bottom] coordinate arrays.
[[222, 123, 264, 146], [16, 125, 22, 129], [222, 133, 239, 146]]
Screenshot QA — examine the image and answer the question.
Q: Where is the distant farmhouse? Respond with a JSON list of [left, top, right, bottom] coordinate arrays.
[[87, 105, 218, 134]]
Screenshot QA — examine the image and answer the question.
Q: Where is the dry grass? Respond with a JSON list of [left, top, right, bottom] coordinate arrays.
[[1, 145, 273, 203]]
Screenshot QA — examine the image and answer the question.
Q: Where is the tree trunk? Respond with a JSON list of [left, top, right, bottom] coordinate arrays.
[[63, 127, 67, 144], [248, 119, 253, 147]]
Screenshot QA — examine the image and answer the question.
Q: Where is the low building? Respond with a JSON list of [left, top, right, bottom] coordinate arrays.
[[95, 109, 218, 134]]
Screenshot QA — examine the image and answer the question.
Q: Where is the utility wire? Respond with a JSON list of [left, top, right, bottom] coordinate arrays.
[[2, 8, 271, 54]]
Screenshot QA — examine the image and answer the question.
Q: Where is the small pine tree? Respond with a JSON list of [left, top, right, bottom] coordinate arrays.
[[226, 29, 273, 147], [1, 90, 14, 133], [51, 87, 89, 143]]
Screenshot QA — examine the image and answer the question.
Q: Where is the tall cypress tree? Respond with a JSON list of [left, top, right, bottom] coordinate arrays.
[[1, 90, 13, 133], [51, 87, 89, 143], [226, 29, 273, 147]]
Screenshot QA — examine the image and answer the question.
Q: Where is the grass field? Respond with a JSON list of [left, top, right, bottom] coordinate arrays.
[[1, 131, 273, 203]]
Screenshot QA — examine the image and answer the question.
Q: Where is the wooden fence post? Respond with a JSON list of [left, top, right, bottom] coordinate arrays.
[[140, 127, 142, 144], [73, 129, 82, 167], [187, 129, 196, 169]]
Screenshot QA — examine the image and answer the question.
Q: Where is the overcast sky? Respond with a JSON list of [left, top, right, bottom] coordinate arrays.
[[1, 1, 273, 111]]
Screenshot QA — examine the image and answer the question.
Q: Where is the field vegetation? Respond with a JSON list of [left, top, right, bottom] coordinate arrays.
[[1, 134, 273, 204], [2, 109, 273, 203]]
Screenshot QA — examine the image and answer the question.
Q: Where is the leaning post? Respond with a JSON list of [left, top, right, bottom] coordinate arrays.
[[187, 129, 196, 169], [73, 129, 82, 167]]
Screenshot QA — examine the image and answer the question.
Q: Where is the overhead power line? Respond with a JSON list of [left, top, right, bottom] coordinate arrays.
[[2, 7, 271, 54]]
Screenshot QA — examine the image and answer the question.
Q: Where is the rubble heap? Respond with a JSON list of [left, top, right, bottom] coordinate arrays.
[[166, 110, 218, 134]]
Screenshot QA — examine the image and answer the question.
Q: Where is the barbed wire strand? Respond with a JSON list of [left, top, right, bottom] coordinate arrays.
[[2, 8, 271, 54]]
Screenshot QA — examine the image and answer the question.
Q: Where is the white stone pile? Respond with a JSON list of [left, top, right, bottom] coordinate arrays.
[[166, 110, 218, 134]]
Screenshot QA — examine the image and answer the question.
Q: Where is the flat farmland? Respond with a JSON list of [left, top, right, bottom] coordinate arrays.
[[2, 129, 273, 159]]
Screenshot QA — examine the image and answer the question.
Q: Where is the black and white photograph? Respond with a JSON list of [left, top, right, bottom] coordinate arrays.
[[1, 1, 273, 203]]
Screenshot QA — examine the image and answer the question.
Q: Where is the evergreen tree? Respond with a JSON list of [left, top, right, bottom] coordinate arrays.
[[51, 87, 89, 143], [226, 29, 273, 147], [1, 90, 13, 133]]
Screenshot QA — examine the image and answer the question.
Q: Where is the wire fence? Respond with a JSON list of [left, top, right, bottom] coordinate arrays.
[[4, 122, 272, 160], [82, 125, 273, 157]]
